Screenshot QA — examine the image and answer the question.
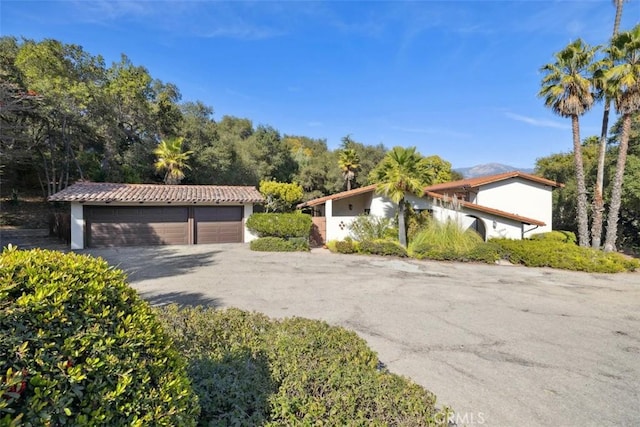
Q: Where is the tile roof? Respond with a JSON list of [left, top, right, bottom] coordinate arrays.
[[296, 184, 544, 226], [48, 182, 264, 203], [424, 191, 545, 226], [297, 184, 378, 208], [424, 171, 562, 193]]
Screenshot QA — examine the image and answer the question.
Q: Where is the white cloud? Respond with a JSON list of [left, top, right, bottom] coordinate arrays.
[[505, 112, 570, 130]]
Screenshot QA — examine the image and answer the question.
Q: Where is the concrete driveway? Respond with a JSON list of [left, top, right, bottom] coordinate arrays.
[[84, 244, 640, 427]]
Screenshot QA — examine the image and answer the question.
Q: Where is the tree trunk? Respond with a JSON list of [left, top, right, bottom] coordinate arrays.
[[592, 0, 625, 249], [572, 115, 590, 247], [591, 103, 609, 248], [398, 197, 407, 247], [604, 114, 630, 252]]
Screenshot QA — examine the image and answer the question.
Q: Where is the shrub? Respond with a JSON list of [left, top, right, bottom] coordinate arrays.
[[529, 230, 577, 244], [492, 239, 640, 273], [250, 236, 309, 252], [155, 305, 448, 426], [259, 180, 304, 213], [359, 239, 408, 257], [327, 238, 358, 254], [348, 215, 393, 241], [0, 246, 199, 426], [246, 212, 312, 239], [409, 219, 483, 260]]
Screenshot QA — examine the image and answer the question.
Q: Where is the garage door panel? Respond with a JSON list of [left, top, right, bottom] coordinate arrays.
[[90, 223, 189, 246], [194, 206, 242, 221], [86, 207, 189, 247], [86, 205, 244, 247], [196, 222, 242, 244], [88, 207, 188, 222]]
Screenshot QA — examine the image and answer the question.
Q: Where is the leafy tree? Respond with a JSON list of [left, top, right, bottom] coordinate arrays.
[[369, 146, 433, 247], [602, 24, 640, 251], [338, 148, 360, 191], [592, 0, 629, 249], [259, 180, 304, 213], [539, 39, 599, 247], [153, 137, 193, 184]]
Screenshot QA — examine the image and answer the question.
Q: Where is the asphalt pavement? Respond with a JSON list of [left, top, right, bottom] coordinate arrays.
[[83, 244, 640, 427]]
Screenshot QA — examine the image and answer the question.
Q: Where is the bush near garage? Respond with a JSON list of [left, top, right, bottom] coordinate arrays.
[[156, 305, 450, 427], [246, 212, 312, 239], [250, 236, 309, 252], [0, 247, 199, 426], [492, 239, 640, 273]]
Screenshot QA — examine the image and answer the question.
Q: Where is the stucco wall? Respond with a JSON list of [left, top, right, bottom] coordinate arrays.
[[475, 179, 553, 233], [323, 191, 535, 242], [70, 203, 84, 250], [243, 204, 257, 242], [333, 192, 373, 216]]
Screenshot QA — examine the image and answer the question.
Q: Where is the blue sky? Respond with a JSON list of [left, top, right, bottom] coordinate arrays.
[[2, 1, 639, 169]]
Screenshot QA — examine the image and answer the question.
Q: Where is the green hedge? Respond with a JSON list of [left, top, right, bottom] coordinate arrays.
[[156, 305, 448, 426], [327, 239, 358, 254], [359, 239, 407, 257], [492, 239, 640, 273], [529, 230, 577, 244], [0, 247, 199, 426], [246, 213, 312, 239], [250, 236, 309, 252]]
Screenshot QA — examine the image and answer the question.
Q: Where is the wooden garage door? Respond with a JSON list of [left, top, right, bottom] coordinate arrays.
[[194, 206, 243, 244], [86, 206, 189, 247]]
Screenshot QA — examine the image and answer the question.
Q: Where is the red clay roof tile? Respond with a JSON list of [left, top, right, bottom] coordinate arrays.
[[48, 182, 264, 203]]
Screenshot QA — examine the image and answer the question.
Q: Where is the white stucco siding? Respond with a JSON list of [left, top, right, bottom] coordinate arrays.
[[428, 202, 525, 240], [71, 203, 84, 250], [333, 192, 372, 216], [369, 194, 396, 218], [243, 204, 257, 242], [475, 179, 553, 232]]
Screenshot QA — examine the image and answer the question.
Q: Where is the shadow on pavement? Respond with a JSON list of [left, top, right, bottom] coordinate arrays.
[[83, 246, 221, 282], [141, 291, 221, 308]]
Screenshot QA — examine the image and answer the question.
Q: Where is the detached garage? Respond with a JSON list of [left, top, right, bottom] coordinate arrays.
[[48, 182, 264, 249]]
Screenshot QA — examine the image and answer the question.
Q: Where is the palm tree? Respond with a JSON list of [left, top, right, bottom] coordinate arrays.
[[603, 24, 640, 252], [592, 0, 627, 249], [338, 148, 360, 191], [539, 39, 598, 247], [153, 137, 193, 184], [369, 146, 428, 247]]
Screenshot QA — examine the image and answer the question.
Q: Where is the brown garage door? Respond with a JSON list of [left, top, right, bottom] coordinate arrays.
[[86, 206, 189, 247], [194, 206, 243, 244]]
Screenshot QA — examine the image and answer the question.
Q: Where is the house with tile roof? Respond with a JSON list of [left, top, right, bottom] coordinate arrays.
[[297, 171, 562, 244], [49, 182, 264, 249]]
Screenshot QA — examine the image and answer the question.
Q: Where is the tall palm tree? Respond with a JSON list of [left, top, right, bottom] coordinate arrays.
[[539, 39, 598, 247], [153, 137, 193, 184], [603, 24, 640, 252], [369, 146, 428, 247], [592, 0, 627, 249], [338, 148, 360, 191]]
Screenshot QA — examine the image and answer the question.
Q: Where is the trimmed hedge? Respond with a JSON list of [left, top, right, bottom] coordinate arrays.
[[529, 230, 577, 244], [327, 239, 358, 254], [0, 247, 199, 426], [246, 213, 312, 239], [492, 239, 640, 273], [359, 239, 407, 257], [156, 305, 448, 426], [250, 236, 309, 252]]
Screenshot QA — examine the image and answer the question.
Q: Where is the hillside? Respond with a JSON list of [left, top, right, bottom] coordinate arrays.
[[454, 163, 535, 178]]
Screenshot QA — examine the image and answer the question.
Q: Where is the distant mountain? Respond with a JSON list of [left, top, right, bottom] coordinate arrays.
[[454, 163, 535, 179]]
